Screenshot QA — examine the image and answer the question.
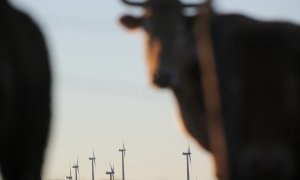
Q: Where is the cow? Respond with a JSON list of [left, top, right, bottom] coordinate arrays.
[[119, 0, 300, 179], [0, 0, 51, 179]]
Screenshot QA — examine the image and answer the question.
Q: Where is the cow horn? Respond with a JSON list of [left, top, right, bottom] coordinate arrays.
[[182, 4, 201, 8], [182, 0, 212, 8], [121, 0, 148, 7]]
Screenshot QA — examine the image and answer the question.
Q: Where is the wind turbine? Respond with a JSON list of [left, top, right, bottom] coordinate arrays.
[[106, 162, 115, 180], [182, 146, 192, 180], [89, 150, 96, 180], [66, 168, 72, 180], [72, 159, 79, 180], [119, 142, 126, 180]]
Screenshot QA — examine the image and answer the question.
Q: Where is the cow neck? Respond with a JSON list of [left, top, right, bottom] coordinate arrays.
[[194, 2, 229, 180]]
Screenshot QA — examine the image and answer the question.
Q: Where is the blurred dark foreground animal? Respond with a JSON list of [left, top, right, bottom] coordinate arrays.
[[0, 0, 51, 179], [120, 0, 300, 179]]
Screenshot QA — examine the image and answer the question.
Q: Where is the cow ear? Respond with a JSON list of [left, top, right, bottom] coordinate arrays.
[[120, 15, 143, 30]]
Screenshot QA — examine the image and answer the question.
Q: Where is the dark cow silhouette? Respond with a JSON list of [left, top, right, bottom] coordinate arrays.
[[0, 0, 51, 179], [120, 0, 300, 179]]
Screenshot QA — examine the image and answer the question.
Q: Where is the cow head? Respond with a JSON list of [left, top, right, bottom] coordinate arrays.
[[120, 0, 211, 151], [120, 0, 202, 88]]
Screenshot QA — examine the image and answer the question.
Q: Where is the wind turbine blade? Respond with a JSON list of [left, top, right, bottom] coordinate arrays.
[[123, 141, 125, 149], [110, 162, 113, 172], [94, 159, 96, 166], [189, 154, 192, 164]]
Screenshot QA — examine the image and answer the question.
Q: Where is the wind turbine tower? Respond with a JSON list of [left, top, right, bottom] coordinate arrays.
[[119, 143, 126, 180], [106, 162, 115, 180], [89, 150, 96, 180], [182, 146, 192, 180], [66, 168, 72, 180], [72, 160, 79, 180]]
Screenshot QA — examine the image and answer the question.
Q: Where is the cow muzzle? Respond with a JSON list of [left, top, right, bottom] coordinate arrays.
[[153, 70, 179, 88]]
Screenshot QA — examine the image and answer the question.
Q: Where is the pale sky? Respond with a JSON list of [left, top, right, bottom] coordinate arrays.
[[6, 0, 300, 180]]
